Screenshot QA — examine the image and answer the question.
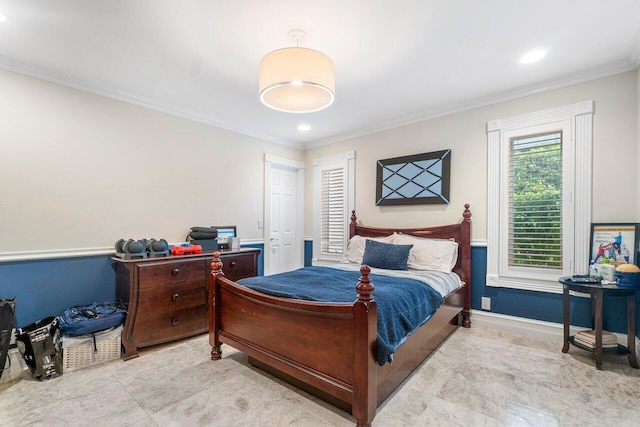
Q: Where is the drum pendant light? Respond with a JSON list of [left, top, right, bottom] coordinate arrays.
[[259, 30, 335, 113]]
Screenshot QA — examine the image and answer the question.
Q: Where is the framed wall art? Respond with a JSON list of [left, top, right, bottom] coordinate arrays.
[[375, 149, 451, 206], [589, 223, 639, 266]]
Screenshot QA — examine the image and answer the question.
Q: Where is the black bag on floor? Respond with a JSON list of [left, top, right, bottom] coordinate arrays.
[[0, 297, 16, 380], [16, 316, 61, 380]]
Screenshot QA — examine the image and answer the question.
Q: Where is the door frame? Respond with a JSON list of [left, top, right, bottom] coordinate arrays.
[[264, 154, 305, 276]]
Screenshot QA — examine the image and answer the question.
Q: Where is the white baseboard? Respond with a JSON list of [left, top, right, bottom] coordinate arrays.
[[471, 310, 565, 342], [471, 309, 640, 365]]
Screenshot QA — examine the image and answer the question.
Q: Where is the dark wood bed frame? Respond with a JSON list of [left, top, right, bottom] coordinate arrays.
[[208, 205, 472, 426]]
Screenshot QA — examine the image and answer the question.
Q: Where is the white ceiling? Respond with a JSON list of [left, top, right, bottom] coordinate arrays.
[[1, 1, 639, 149]]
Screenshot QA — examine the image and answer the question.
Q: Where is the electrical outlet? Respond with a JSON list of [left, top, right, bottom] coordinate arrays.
[[481, 296, 491, 311], [258, 219, 263, 229]]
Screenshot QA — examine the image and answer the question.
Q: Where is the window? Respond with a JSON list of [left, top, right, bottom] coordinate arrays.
[[313, 151, 355, 263], [487, 101, 593, 293], [509, 132, 563, 269], [320, 167, 345, 255]]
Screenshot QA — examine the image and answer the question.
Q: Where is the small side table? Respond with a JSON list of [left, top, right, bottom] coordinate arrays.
[[559, 277, 638, 370]]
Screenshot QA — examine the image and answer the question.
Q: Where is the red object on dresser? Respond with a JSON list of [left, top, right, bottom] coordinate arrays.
[[170, 245, 203, 255]]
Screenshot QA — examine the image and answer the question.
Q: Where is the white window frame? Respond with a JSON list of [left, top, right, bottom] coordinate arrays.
[[313, 151, 356, 264], [487, 101, 593, 293]]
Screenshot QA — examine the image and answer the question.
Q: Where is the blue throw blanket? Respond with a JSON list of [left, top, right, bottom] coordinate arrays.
[[237, 266, 444, 365]]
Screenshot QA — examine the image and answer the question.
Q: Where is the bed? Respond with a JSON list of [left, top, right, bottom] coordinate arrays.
[[208, 204, 472, 426]]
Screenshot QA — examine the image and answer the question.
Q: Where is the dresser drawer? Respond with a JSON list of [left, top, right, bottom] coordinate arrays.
[[136, 281, 205, 317], [217, 253, 257, 281], [137, 258, 206, 289], [132, 305, 206, 346]]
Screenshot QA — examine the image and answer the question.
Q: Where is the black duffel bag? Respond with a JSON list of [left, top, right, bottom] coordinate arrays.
[[0, 297, 16, 380], [188, 226, 218, 241], [16, 316, 61, 380]]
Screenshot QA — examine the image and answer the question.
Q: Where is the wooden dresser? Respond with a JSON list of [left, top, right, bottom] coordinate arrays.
[[113, 248, 260, 360]]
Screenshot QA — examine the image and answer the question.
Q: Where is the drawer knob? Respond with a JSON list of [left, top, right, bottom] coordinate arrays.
[[171, 268, 180, 276], [229, 261, 236, 267], [172, 293, 180, 301], [171, 318, 179, 326]]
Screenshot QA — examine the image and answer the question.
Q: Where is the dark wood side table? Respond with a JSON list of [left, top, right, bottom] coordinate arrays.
[[559, 277, 638, 370]]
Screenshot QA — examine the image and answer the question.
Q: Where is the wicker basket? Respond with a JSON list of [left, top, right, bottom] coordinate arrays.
[[61, 326, 122, 373]]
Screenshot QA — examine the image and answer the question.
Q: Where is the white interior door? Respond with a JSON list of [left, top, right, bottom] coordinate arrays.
[[269, 166, 296, 274], [264, 154, 305, 276]]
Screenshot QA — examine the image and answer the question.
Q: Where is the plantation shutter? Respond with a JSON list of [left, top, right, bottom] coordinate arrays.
[[508, 132, 563, 269], [320, 167, 345, 255]]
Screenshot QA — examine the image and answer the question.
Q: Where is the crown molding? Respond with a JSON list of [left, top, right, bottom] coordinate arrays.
[[305, 58, 639, 149], [0, 54, 304, 150]]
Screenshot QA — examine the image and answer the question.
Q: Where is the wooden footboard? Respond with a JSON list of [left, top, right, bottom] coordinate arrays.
[[209, 262, 378, 426], [209, 205, 472, 426]]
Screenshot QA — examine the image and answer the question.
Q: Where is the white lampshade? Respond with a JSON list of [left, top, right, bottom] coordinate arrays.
[[259, 47, 335, 113]]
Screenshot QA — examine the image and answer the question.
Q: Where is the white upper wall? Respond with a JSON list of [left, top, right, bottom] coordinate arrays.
[[1, 67, 637, 252], [304, 70, 639, 241], [0, 69, 303, 253]]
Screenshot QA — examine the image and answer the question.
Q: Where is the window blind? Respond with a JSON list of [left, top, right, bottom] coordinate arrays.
[[320, 167, 345, 255], [508, 132, 563, 269]]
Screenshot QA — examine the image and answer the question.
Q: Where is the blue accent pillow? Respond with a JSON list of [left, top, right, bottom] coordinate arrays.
[[362, 239, 413, 270]]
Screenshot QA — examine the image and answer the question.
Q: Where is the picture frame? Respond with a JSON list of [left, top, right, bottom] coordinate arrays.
[[214, 226, 236, 249], [589, 223, 640, 266], [375, 149, 451, 206]]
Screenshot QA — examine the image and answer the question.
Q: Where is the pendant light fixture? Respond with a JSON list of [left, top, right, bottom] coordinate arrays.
[[259, 30, 335, 113]]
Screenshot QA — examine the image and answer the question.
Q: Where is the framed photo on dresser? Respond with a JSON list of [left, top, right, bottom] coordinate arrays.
[[214, 226, 236, 249]]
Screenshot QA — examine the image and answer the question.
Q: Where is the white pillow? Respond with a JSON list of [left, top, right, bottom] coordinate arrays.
[[342, 234, 395, 264], [393, 233, 458, 272]]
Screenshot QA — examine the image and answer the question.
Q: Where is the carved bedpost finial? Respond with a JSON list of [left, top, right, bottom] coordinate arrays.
[[356, 265, 374, 301], [210, 251, 225, 277], [463, 204, 471, 222], [349, 210, 358, 240]]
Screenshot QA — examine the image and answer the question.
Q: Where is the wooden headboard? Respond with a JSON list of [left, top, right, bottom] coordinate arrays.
[[349, 204, 472, 287]]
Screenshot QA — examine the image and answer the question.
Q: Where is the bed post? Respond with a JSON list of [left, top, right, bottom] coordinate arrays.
[[353, 265, 377, 427], [461, 204, 472, 328], [209, 252, 225, 360], [349, 210, 358, 239]]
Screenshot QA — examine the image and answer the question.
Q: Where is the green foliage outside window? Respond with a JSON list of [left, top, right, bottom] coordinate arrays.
[[509, 133, 562, 269]]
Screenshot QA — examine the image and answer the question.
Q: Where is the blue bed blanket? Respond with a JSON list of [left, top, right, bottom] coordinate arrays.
[[236, 266, 444, 366]]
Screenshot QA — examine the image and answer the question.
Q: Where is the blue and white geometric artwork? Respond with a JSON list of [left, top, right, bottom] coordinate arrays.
[[375, 149, 451, 206]]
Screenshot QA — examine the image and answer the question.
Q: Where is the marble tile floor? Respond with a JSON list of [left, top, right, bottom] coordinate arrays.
[[1, 326, 640, 426]]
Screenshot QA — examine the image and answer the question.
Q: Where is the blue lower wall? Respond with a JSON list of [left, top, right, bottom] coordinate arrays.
[[0, 256, 116, 328], [3, 242, 637, 338], [242, 243, 264, 276], [471, 246, 633, 334], [0, 244, 264, 328], [304, 240, 313, 267]]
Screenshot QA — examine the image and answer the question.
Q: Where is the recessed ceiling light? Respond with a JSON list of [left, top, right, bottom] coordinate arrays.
[[298, 124, 311, 131], [0, 13, 8, 22], [520, 49, 547, 64]]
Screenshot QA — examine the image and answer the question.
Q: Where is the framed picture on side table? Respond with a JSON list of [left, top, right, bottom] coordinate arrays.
[[214, 226, 237, 249], [589, 223, 640, 266]]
